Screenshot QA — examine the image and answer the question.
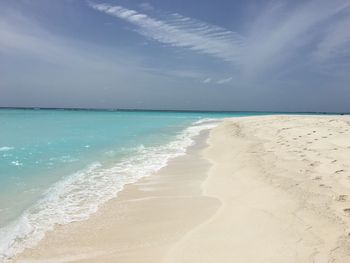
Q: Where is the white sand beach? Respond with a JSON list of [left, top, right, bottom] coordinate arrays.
[[13, 115, 350, 263]]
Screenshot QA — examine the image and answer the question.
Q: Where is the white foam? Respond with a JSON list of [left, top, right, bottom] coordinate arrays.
[[10, 161, 22, 166], [0, 147, 14, 152], [0, 119, 220, 262]]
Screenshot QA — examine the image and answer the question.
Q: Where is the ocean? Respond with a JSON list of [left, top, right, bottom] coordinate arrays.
[[0, 109, 262, 261]]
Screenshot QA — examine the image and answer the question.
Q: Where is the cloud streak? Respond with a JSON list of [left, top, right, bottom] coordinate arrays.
[[217, 77, 233, 84], [0, 14, 115, 70], [202, 78, 212, 84], [1, 0, 350, 111], [90, 0, 350, 82], [241, 0, 350, 77], [0, 11, 192, 78], [89, 2, 245, 64]]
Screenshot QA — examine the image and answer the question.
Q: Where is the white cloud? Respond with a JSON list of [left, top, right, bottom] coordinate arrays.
[[203, 78, 212, 84], [89, 3, 245, 64], [0, 12, 172, 77], [216, 77, 232, 84], [3, 0, 349, 94], [0, 11, 197, 89], [240, 0, 350, 77], [90, 0, 350, 82], [0, 15, 114, 70]]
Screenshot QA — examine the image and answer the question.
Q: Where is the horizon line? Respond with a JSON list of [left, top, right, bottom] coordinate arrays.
[[0, 107, 348, 115]]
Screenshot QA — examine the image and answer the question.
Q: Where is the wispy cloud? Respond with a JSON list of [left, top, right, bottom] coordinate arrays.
[[90, 1, 350, 82], [0, 13, 115, 70], [1, 0, 350, 111], [0, 10, 205, 95], [89, 2, 245, 64], [241, 0, 350, 77], [202, 78, 212, 84], [216, 77, 232, 84], [0, 11, 189, 78]]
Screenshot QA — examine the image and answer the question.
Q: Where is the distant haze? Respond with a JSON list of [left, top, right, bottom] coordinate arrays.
[[1, 0, 350, 112]]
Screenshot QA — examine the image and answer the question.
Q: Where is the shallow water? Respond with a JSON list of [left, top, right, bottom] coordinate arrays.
[[0, 109, 264, 261]]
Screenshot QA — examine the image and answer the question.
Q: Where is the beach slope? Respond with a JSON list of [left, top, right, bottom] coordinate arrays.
[[14, 115, 350, 263], [167, 115, 350, 262]]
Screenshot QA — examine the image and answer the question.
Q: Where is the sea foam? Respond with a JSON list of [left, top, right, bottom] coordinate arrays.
[[0, 119, 219, 262], [0, 147, 14, 152]]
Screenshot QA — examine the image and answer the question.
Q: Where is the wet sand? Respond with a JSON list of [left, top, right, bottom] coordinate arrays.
[[14, 131, 220, 263]]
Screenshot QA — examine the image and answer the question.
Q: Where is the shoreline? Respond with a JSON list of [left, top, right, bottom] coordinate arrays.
[[11, 115, 350, 262], [13, 129, 220, 263], [0, 118, 219, 262]]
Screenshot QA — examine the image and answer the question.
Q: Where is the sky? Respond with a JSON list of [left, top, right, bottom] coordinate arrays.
[[0, 0, 350, 112]]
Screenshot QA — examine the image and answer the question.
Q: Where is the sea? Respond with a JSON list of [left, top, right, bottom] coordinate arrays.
[[0, 109, 264, 261]]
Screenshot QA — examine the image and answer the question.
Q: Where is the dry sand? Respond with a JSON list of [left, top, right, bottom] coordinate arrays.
[[13, 115, 350, 262]]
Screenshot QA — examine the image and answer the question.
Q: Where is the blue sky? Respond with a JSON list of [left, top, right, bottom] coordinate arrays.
[[1, 0, 350, 112]]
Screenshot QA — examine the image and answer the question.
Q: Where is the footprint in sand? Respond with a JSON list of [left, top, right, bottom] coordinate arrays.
[[313, 176, 322, 180], [336, 195, 348, 202], [331, 160, 337, 164], [343, 208, 350, 216], [335, 169, 345, 174]]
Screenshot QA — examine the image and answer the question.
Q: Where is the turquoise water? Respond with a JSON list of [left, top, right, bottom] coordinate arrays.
[[0, 109, 263, 261]]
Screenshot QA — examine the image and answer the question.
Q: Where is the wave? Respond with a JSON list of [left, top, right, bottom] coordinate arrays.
[[0, 147, 14, 152], [0, 118, 220, 262]]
